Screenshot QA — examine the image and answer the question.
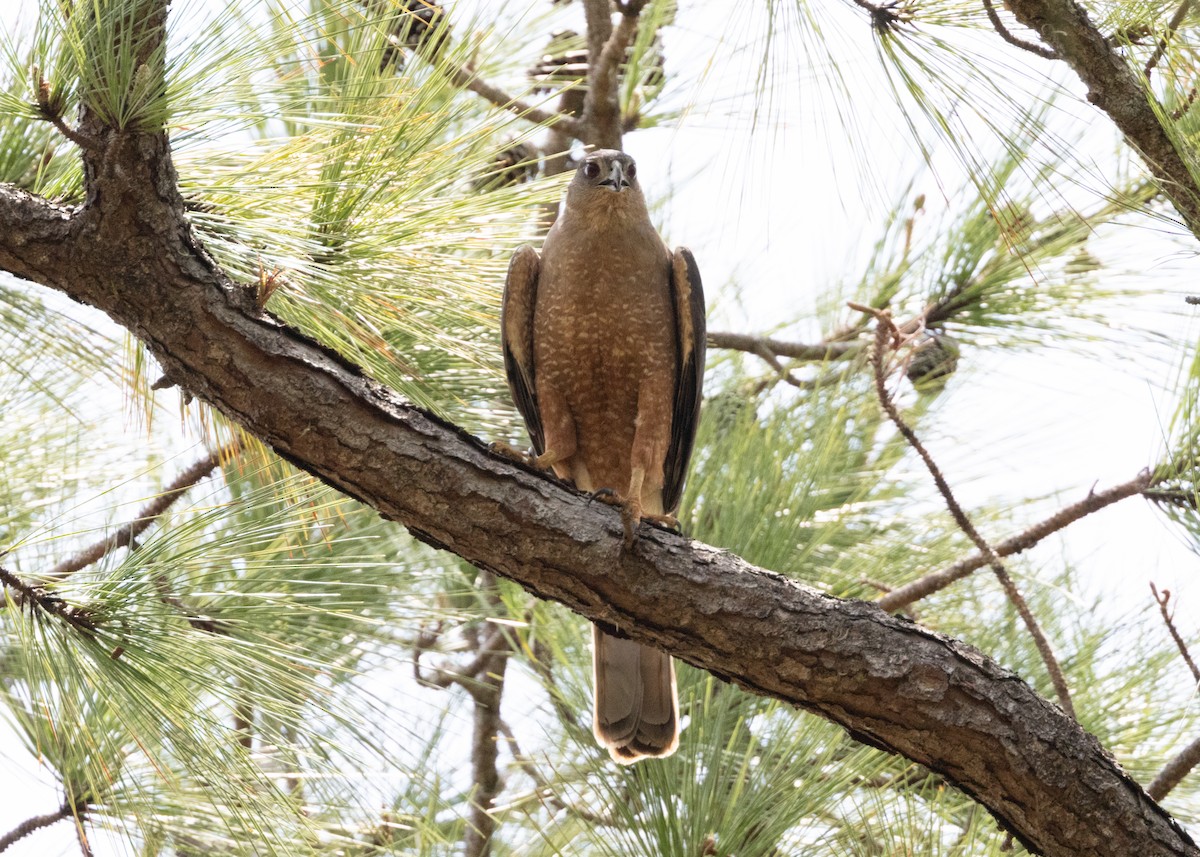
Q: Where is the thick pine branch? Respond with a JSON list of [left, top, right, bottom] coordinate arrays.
[[1004, 0, 1200, 237], [0, 174, 1196, 856]]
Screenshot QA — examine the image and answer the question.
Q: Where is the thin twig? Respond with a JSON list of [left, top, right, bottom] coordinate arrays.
[[0, 802, 75, 852], [1147, 735, 1200, 801], [0, 566, 96, 634], [73, 817, 93, 857], [446, 64, 583, 137], [46, 442, 239, 580], [463, 571, 509, 857], [1172, 85, 1199, 120], [33, 74, 101, 151], [497, 719, 614, 826], [865, 310, 1076, 718], [707, 331, 857, 362], [1145, 0, 1192, 78], [879, 471, 1152, 612], [1150, 583, 1200, 685], [981, 0, 1058, 59]]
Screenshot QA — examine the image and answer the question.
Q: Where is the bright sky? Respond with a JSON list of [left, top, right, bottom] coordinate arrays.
[[1, 0, 1199, 852]]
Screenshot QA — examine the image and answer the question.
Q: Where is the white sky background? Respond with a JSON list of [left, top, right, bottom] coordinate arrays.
[[2, 0, 1200, 852]]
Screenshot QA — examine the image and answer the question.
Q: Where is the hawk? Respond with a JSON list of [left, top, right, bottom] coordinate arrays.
[[501, 149, 706, 763]]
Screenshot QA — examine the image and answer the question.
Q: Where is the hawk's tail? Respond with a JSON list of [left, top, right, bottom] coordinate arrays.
[[592, 625, 679, 764]]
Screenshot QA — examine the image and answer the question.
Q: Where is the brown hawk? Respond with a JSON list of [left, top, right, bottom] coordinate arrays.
[[501, 149, 706, 763]]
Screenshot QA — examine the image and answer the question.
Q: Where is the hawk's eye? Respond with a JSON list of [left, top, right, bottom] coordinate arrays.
[[626, 163, 637, 179], [583, 161, 601, 179]]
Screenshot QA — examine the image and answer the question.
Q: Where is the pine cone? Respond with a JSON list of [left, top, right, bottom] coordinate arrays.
[[528, 29, 665, 96], [381, 0, 449, 70], [906, 332, 960, 390], [474, 142, 539, 191]]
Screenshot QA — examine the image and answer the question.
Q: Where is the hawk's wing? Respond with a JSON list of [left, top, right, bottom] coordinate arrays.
[[501, 246, 545, 456], [662, 247, 706, 514]]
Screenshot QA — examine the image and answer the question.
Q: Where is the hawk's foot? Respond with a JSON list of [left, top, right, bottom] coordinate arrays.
[[619, 495, 643, 548], [491, 441, 567, 473], [587, 489, 677, 545], [586, 488, 641, 547], [587, 487, 620, 506], [490, 440, 536, 467], [643, 512, 680, 533]]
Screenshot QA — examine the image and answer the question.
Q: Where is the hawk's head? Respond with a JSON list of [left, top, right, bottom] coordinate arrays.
[[565, 149, 649, 221], [567, 149, 645, 205]]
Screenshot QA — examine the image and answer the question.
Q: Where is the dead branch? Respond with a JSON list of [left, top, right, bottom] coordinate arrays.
[[1151, 583, 1200, 685], [1145, 0, 1191, 78], [879, 472, 1152, 612], [865, 310, 1075, 719], [1149, 735, 1200, 801], [46, 442, 239, 581], [981, 0, 1058, 59]]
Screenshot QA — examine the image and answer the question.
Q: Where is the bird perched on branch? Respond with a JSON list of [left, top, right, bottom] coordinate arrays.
[[500, 149, 706, 763]]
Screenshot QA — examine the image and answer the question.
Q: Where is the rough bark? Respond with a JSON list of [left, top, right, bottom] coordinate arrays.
[[1004, 0, 1200, 237], [0, 167, 1196, 853]]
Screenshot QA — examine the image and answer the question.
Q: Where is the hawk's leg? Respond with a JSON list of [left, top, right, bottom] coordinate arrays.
[[490, 440, 536, 466], [534, 382, 579, 481], [593, 467, 678, 547], [489, 441, 573, 473], [493, 381, 580, 474]]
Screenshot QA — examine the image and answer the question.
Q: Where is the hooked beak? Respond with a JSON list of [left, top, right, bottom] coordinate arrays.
[[598, 161, 630, 192]]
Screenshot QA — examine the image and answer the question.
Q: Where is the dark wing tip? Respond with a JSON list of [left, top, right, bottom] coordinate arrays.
[[501, 246, 546, 455], [662, 247, 706, 513]]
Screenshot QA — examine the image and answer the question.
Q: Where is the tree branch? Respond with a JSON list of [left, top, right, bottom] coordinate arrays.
[[1004, 0, 1200, 238], [1149, 735, 1200, 802], [0, 802, 75, 853], [1145, 584, 1200, 803], [1, 176, 1196, 853], [582, 0, 644, 148], [45, 442, 238, 580], [417, 623, 509, 690], [33, 74, 102, 152], [1144, 0, 1191, 79], [0, 565, 97, 635], [359, 0, 584, 138], [878, 471, 1152, 612], [462, 573, 516, 857], [444, 64, 583, 138], [707, 331, 858, 362], [980, 0, 1058, 59], [1151, 583, 1200, 685], [864, 311, 1075, 719]]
